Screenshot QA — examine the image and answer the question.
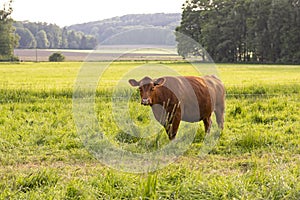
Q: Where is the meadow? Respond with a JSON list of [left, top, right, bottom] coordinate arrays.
[[0, 61, 299, 199]]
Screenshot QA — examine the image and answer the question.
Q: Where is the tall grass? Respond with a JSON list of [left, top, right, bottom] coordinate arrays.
[[0, 62, 299, 199]]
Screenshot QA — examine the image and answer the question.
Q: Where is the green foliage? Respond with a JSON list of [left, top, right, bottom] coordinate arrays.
[[13, 21, 98, 49], [36, 30, 50, 48], [49, 52, 65, 62], [0, 0, 18, 61], [15, 27, 36, 48], [0, 62, 299, 199], [177, 0, 300, 64]]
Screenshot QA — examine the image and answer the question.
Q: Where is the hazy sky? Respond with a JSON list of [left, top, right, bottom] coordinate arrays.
[[5, 0, 184, 27]]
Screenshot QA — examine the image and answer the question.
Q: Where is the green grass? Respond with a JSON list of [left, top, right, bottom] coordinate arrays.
[[0, 62, 299, 199]]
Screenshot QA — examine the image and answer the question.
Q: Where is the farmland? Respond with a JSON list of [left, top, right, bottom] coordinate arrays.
[[0, 62, 299, 199], [14, 47, 180, 62]]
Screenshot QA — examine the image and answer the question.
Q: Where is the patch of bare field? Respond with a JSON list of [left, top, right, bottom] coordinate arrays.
[[14, 46, 182, 62]]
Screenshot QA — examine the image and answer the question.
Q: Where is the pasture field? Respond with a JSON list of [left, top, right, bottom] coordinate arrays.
[[0, 62, 299, 199], [14, 47, 180, 62]]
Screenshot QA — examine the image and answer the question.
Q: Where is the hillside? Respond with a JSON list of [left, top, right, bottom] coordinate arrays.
[[68, 13, 181, 45]]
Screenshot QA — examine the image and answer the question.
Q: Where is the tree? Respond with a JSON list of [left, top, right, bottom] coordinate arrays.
[[61, 27, 68, 48], [15, 27, 36, 48], [271, 0, 300, 63], [45, 24, 62, 48], [175, 1, 208, 60], [67, 30, 81, 49], [249, 0, 272, 62], [0, 0, 18, 61], [36, 30, 49, 48], [80, 35, 97, 49], [176, 0, 300, 64], [49, 52, 65, 62]]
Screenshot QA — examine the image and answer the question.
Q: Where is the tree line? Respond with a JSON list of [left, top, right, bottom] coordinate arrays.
[[14, 21, 97, 49], [176, 0, 300, 64], [14, 13, 181, 49]]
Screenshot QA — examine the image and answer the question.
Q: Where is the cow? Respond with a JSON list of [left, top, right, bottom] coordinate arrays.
[[128, 75, 225, 140]]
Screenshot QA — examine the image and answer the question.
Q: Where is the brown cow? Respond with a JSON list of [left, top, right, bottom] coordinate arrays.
[[129, 75, 225, 140]]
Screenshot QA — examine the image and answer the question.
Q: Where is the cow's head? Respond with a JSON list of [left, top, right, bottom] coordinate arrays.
[[129, 76, 165, 106]]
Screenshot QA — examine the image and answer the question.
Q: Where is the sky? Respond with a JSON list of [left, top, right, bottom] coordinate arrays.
[[3, 0, 184, 27]]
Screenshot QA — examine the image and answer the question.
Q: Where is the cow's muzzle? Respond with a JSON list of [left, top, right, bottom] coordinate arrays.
[[141, 98, 151, 106]]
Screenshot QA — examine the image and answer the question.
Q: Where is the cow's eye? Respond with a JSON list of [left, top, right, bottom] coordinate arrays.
[[139, 87, 142, 91], [150, 87, 155, 91]]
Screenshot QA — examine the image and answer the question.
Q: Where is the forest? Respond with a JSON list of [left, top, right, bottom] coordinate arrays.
[[14, 21, 98, 49], [176, 0, 300, 64], [12, 13, 181, 50]]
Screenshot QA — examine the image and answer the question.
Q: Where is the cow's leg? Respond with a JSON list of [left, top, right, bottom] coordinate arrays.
[[203, 116, 212, 133], [215, 104, 225, 130], [167, 115, 181, 140]]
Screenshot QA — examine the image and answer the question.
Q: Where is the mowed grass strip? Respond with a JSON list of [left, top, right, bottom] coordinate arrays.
[[0, 62, 299, 199]]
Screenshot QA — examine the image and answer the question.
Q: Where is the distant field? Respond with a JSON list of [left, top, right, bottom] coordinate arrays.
[[14, 46, 181, 62], [0, 62, 299, 199]]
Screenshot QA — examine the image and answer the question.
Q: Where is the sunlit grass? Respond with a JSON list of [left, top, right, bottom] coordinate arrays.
[[0, 62, 299, 199]]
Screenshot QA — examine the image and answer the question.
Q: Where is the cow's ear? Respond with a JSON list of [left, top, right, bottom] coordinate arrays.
[[154, 78, 165, 86], [128, 79, 139, 87]]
